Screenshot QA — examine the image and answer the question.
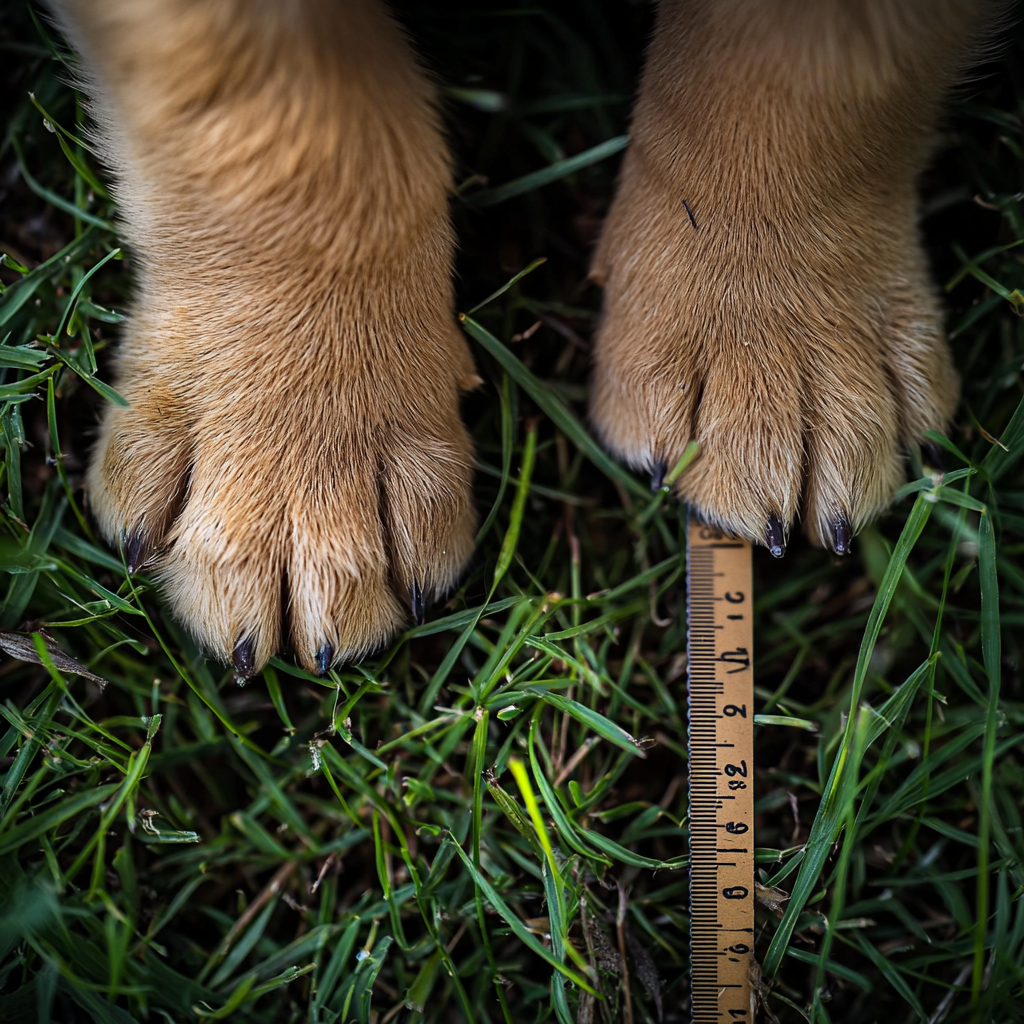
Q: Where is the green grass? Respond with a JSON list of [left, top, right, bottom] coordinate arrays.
[[2, 3, 1024, 1022]]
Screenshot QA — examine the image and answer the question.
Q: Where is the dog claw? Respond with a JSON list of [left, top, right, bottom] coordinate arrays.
[[650, 460, 668, 492], [921, 441, 946, 472], [314, 643, 334, 676], [766, 513, 786, 558], [232, 637, 256, 679], [830, 514, 852, 556], [410, 581, 426, 626], [125, 528, 149, 575]]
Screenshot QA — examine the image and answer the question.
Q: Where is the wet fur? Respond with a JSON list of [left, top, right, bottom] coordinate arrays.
[[52, 0, 991, 672]]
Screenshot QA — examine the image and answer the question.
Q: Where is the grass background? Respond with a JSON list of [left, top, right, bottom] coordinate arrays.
[[1, 2, 1024, 1022]]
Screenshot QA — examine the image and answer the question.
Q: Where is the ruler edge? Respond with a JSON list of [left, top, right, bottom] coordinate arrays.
[[685, 514, 755, 1022]]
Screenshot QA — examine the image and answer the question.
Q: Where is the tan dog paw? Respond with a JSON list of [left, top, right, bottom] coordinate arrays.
[[590, 1, 974, 554], [67, 0, 477, 674], [591, 162, 957, 554], [87, 305, 477, 676]]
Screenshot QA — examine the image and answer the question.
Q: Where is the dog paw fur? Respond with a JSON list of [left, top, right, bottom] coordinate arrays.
[[66, 0, 478, 674], [589, 1, 972, 554], [88, 303, 477, 676]]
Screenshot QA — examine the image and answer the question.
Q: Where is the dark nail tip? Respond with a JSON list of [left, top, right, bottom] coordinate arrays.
[[766, 512, 787, 559], [411, 581, 426, 626], [650, 460, 668, 493], [315, 643, 334, 677], [831, 514, 852, 556], [232, 637, 256, 679], [125, 528, 148, 575], [921, 441, 946, 472]]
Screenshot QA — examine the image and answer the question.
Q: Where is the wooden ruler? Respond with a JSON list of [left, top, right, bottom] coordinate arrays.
[[686, 519, 755, 1022]]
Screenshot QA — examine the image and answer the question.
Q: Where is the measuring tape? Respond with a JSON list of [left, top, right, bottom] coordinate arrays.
[[686, 518, 755, 1021]]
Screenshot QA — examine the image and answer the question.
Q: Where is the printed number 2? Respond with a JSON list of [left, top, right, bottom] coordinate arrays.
[[725, 760, 748, 791]]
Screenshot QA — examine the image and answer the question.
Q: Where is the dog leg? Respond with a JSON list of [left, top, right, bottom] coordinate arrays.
[[54, 0, 477, 673], [592, 0, 989, 552]]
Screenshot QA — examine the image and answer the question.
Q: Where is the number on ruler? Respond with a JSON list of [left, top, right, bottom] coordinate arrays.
[[725, 760, 747, 789], [718, 647, 750, 672]]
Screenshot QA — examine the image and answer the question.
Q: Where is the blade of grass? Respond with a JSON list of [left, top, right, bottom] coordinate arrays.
[[466, 258, 547, 315], [447, 835, 596, 994], [461, 315, 647, 497], [763, 493, 932, 977], [493, 419, 537, 591], [463, 135, 628, 207], [973, 507, 1000, 1004]]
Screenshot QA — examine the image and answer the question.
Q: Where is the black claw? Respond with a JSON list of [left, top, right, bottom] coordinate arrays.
[[650, 460, 668, 493], [315, 643, 334, 677], [125, 528, 149, 575], [766, 513, 787, 558], [232, 637, 256, 679], [921, 441, 946, 472], [830, 514, 852, 556], [411, 581, 426, 626]]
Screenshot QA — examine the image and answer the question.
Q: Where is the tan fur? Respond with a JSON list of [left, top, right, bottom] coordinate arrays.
[[54, 0, 992, 672], [55, 0, 478, 674], [591, 0, 985, 552]]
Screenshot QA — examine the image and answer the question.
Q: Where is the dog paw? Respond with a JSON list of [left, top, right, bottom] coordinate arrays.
[[88, 299, 477, 676], [68, 0, 482, 676], [590, 144, 958, 554]]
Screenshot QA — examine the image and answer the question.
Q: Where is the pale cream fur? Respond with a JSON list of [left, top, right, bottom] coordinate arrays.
[[53, 0, 992, 672]]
